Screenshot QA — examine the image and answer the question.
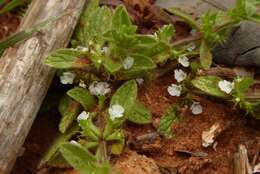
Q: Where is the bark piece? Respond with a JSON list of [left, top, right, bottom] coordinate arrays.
[[0, 0, 85, 173], [233, 145, 252, 174]]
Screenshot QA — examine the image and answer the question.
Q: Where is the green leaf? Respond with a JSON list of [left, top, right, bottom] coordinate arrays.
[[59, 143, 97, 173], [110, 80, 137, 114], [73, 0, 99, 46], [166, 8, 201, 30], [126, 102, 152, 124], [39, 123, 79, 167], [235, 77, 254, 94], [200, 40, 212, 69], [67, 87, 96, 110], [191, 76, 227, 98], [79, 119, 101, 141], [158, 107, 179, 138], [156, 24, 175, 43], [103, 57, 122, 73], [44, 49, 90, 69], [233, 77, 254, 100], [59, 95, 80, 133], [112, 5, 132, 30], [105, 129, 124, 141], [130, 35, 170, 61], [111, 140, 125, 155], [119, 54, 156, 79]]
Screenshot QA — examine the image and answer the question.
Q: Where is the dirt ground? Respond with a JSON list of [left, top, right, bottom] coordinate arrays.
[[7, 0, 260, 174], [0, 12, 20, 40]]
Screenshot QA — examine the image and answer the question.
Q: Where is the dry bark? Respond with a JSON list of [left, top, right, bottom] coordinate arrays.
[[0, 0, 85, 173]]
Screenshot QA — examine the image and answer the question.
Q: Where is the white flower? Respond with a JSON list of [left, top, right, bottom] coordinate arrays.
[[101, 46, 109, 54], [167, 84, 182, 97], [89, 81, 111, 96], [136, 78, 144, 85], [79, 80, 87, 88], [178, 55, 190, 67], [60, 72, 76, 85], [77, 111, 89, 122], [186, 42, 196, 52], [174, 69, 187, 83], [123, 56, 134, 70], [108, 104, 125, 120], [76, 46, 89, 52], [190, 102, 203, 115], [218, 80, 234, 94], [70, 140, 80, 146]]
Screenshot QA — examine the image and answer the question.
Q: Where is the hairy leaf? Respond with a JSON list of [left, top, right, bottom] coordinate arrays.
[[166, 8, 200, 30], [156, 24, 175, 43], [112, 5, 132, 30], [79, 119, 101, 141], [158, 107, 179, 138], [111, 140, 124, 155], [126, 101, 152, 124], [44, 49, 90, 69], [200, 40, 212, 69], [191, 76, 227, 97], [67, 87, 96, 110], [59, 96, 80, 133], [60, 143, 97, 173], [39, 123, 79, 167], [110, 80, 137, 114]]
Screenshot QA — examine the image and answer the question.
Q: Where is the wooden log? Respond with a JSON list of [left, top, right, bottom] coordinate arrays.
[[0, 0, 86, 173]]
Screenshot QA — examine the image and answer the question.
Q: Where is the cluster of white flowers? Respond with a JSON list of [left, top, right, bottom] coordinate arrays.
[[218, 80, 234, 94], [190, 102, 203, 115], [77, 111, 89, 122], [167, 84, 182, 97], [174, 69, 187, 83], [108, 104, 125, 120], [60, 72, 76, 85], [167, 69, 187, 97], [89, 81, 111, 96], [123, 56, 134, 70], [178, 55, 190, 67]]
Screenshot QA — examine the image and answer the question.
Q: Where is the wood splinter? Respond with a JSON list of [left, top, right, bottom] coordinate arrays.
[[233, 145, 252, 174], [201, 121, 231, 148]]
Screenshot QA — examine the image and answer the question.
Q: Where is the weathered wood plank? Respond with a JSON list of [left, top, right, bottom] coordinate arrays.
[[0, 0, 86, 173]]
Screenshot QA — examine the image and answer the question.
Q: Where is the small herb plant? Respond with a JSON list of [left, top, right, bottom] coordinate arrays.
[[41, 0, 260, 173]]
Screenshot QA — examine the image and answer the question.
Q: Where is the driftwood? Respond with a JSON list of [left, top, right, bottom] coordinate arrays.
[[0, 0, 85, 173]]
